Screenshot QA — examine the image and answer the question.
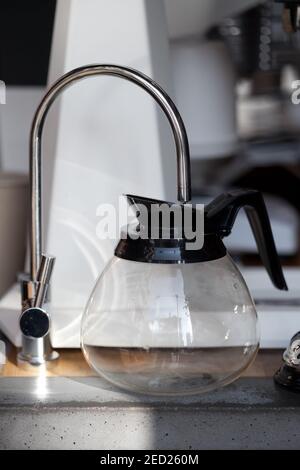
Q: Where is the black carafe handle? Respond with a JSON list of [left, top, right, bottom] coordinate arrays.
[[206, 189, 288, 291]]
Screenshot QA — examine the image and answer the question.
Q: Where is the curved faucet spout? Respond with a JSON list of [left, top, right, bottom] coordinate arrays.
[[29, 64, 191, 281]]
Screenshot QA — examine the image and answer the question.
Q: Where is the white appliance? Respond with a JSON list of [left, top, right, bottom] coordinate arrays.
[[0, 0, 176, 347]]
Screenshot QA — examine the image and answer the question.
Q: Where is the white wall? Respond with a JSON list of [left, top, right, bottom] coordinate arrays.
[[0, 86, 45, 173]]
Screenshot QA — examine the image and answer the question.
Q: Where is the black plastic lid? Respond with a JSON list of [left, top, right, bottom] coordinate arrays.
[[114, 194, 225, 264], [114, 191, 287, 291], [115, 231, 226, 264]]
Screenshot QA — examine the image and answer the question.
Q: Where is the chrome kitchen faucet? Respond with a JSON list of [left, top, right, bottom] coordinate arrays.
[[18, 64, 191, 366]]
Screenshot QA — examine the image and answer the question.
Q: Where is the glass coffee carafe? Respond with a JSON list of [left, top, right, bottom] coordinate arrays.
[[81, 191, 287, 395]]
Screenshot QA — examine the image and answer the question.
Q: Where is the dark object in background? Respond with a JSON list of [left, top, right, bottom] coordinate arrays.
[[233, 164, 300, 217], [275, 0, 300, 32], [232, 162, 300, 263], [274, 331, 300, 391], [0, 0, 56, 85]]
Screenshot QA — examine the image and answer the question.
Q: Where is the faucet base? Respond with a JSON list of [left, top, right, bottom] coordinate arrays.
[[18, 333, 59, 367], [17, 349, 59, 367]]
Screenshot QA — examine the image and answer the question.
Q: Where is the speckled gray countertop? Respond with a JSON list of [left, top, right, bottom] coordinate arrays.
[[0, 376, 300, 449]]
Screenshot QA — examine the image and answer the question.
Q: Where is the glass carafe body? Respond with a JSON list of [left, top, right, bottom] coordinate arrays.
[[81, 255, 259, 395]]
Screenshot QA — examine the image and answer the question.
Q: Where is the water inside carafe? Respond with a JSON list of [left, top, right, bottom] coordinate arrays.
[[83, 344, 258, 395]]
